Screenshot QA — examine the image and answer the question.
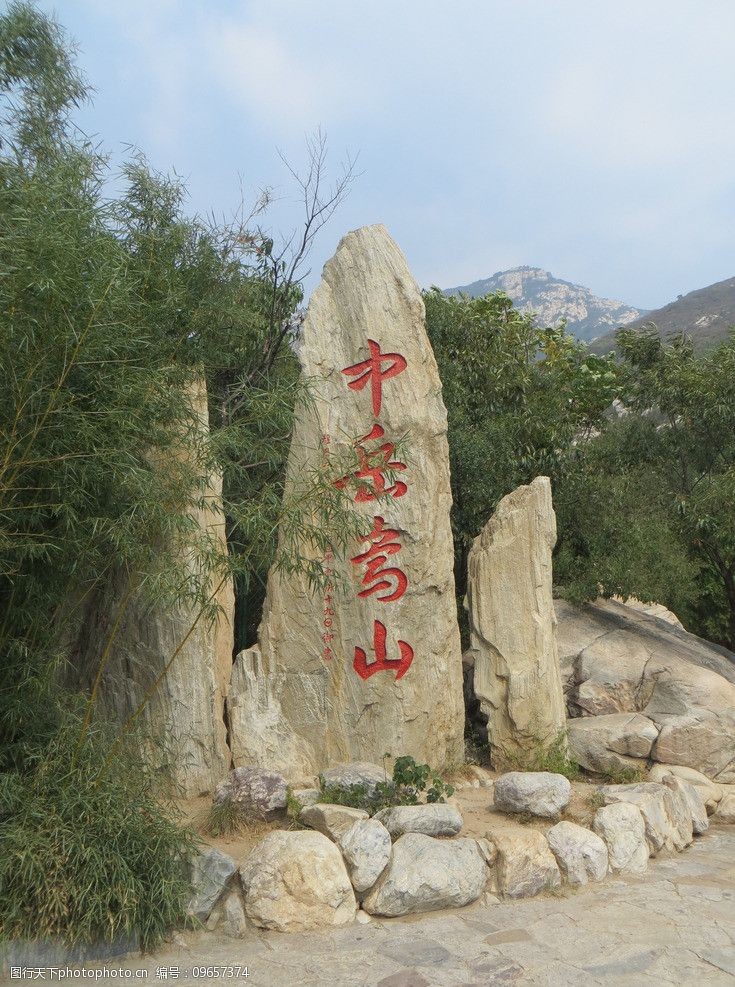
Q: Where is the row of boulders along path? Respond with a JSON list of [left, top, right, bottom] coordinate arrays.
[[188, 761, 735, 935]]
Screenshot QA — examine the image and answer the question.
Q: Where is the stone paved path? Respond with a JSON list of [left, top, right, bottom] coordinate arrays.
[[84, 828, 735, 986]]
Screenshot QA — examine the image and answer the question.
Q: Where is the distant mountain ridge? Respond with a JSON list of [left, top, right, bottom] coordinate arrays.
[[444, 266, 646, 342], [589, 275, 735, 354]]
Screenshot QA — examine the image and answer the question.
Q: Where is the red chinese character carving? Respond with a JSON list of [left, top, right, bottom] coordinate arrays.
[[351, 515, 408, 603], [334, 425, 407, 503], [354, 620, 414, 680], [342, 339, 407, 416]]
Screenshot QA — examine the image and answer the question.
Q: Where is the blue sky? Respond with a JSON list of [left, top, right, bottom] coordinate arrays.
[[40, 0, 735, 308]]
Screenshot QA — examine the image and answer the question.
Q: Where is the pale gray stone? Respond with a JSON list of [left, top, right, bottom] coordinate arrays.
[[568, 713, 658, 776], [649, 763, 723, 813], [238, 225, 464, 775], [599, 782, 691, 853], [338, 818, 392, 894], [240, 830, 356, 932], [362, 834, 486, 916], [468, 477, 567, 763], [320, 761, 388, 794], [213, 766, 287, 819], [291, 787, 320, 808], [493, 771, 571, 818], [556, 597, 735, 783], [714, 793, 735, 823], [207, 890, 247, 937], [299, 803, 369, 841], [592, 802, 648, 874], [491, 828, 561, 898], [188, 848, 237, 922], [663, 775, 708, 835], [546, 821, 608, 885], [373, 803, 463, 837]]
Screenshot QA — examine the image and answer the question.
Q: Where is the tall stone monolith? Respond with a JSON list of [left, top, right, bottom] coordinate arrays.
[[467, 476, 566, 766], [227, 224, 464, 776]]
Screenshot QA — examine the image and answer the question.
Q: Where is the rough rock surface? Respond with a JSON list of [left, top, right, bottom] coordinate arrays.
[[207, 890, 247, 937], [593, 802, 649, 874], [240, 830, 356, 932], [72, 377, 235, 797], [320, 762, 388, 793], [557, 598, 735, 782], [649, 763, 722, 813], [546, 821, 609, 885], [373, 803, 463, 838], [492, 771, 571, 818], [188, 848, 238, 922], [568, 713, 659, 775], [362, 834, 486, 916], [229, 226, 464, 775], [338, 819, 392, 894], [213, 766, 287, 819], [299, 803, 370, 841], [714, 794, 735, 823], [599, 783, 692, 853], [663, 775, 708, 836], [491, 829, 561, 898], [467, 478, 566, 764]]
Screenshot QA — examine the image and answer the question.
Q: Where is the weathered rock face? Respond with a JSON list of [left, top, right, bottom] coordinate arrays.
[[373, 803, 463, 838], [568, 713, 659, 776], [228, 226, 464, 775], [240, 830, 356, 932], [493, 771, 571, 818], [599, 783, 692, 853], [362, 834, 486, 916], [592, 802, 648, 874], [490, 829, 561, 898], [188, 848, 238, 922], [546, 821, 608, 885], [213, 766, 288, 820], [338, 818, 392, 895], [72, 377, 234, 797], [557, 598, 735, 783], [299, 803, 370, 842], [467, 477, 566, 765]]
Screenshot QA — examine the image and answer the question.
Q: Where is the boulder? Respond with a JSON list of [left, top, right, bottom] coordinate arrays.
[[490, 829, 561, 898], [213, 766, 287, 820], [662, 775, 708, 836], [373, 803, 463, 838], [599, 783, 691, 853], [546, 821, 608, 885], [492, 771, 571, 818], [299, 803, 369, 841], [567, 713, 658, 776], [338, 818, 392, 894], [188, 848, 238, 922], [291, 787, 321, 809], [556, 598, 735, 783], [592, 802, 648, 874], [320, 762, 388, 794], [362, 833, 486, 916], [467, 478, 567, 765], [240, 830, 356, 932], [206, 890, 247, 937], [648, 763, 723, 813], [235, 225, 464, 775], [714, 794, 735, 823]]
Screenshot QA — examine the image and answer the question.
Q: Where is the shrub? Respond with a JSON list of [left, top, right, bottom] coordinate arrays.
[[506, 732, 582, 781], [0, 712, 198, 950], [317, 756, 454, 813]]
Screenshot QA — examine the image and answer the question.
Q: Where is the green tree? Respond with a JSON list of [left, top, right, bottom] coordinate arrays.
[[424, 288, 619, 630], [556, 329, 735, 648]]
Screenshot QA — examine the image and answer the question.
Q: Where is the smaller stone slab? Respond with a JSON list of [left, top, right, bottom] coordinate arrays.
[[214, 766, 287, 819], [593, 802, 648, 874], [491, 829, 561, 898], [493, 771, 571, 818], [546, 821, 608, 885], [320, 762, 388, 794], [339, 818, 392, 894], [299, 803, 369, 841], [373, 803, 463, 837], [188, 848, 238, 922]]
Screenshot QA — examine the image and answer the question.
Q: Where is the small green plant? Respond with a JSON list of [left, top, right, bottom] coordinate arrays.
[[285, 787, 307, 829], [586, 789, 606, 811], [506, 732, 581, 781], [204, 798, 246, 838], [597, 763, 646, 786], [317, 755, 454, 813]]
